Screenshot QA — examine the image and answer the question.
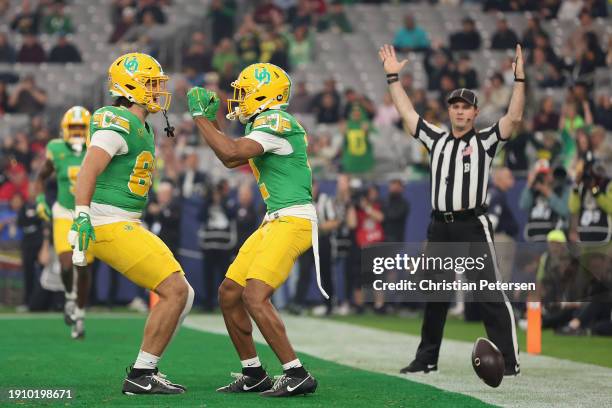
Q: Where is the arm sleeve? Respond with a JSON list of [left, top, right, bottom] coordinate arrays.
[[89, 129, 129, 157], [245, 130, 293, 155]]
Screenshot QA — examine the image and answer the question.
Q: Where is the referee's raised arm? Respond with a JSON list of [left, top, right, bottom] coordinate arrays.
[[498, 44, 526, 139], [378, 44, 419, 136]]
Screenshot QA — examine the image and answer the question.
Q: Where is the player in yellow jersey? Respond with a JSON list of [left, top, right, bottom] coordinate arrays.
[[35, 106, 94, 339], [70, 53, 192, 395]]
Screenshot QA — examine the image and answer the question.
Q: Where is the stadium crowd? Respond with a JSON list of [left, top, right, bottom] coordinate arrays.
[[1, 0, 611, 336]]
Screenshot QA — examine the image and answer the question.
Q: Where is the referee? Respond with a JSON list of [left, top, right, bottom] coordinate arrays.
[[379, 44, 525, 376]]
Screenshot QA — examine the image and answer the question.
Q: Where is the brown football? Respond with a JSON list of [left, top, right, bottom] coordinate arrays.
[[471, 337, 505, 388]]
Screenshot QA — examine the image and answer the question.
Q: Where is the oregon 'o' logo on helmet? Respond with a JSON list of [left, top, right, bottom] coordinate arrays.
[[254, 67, 271, 85]]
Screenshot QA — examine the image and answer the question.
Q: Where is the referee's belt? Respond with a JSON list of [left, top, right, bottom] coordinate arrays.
[[431, 206, 487, 223]]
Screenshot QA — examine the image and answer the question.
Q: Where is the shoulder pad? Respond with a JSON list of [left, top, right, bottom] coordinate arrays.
[[91, 106, 131, 134], [252, 110, 297, 136]]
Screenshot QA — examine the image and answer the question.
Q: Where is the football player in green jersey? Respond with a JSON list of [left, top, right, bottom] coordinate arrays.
[[35, 106, 93, 339], [188, 63, 325, 397], [70, 52, 192, 395]]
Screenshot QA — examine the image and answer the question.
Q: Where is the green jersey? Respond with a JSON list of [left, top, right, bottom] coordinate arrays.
[[89, 106, 155, 213], [46, 139, 86, 209], [245, 109, 312, 213], [341, 118, 374, 174]]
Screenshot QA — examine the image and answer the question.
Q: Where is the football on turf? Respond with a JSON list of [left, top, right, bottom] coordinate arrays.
[[471, 337, 505, 388]]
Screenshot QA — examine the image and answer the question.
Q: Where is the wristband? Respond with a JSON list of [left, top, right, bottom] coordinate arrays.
[[514, 78, 525, 82], [75, 205, 90, 216], [387, 77, 399, 84]]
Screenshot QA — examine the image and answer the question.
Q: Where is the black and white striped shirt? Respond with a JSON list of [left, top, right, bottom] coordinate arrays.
[[415, 117, 506, 212]]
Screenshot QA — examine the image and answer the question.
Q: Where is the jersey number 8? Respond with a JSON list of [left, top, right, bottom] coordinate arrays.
[[129, 151, 154, 197]]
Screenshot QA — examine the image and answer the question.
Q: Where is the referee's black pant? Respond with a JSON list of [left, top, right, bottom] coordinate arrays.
[[415, 212, 520, 370]]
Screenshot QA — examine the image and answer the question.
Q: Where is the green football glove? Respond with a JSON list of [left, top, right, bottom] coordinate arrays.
[[35, 193, 51, 222], [69, 211, 96, 251], [187, 87, 219, 120]]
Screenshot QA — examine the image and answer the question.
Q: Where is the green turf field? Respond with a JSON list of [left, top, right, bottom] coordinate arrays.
[[0, 315, 493, 407], [330, 313, 612, 369]]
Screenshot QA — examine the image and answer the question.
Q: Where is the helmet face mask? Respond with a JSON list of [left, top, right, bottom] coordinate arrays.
[[226, 63, 291, 123], [108, 53, 171, 113]]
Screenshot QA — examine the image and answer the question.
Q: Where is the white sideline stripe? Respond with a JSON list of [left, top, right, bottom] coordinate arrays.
[[184, 314, 612, 408]]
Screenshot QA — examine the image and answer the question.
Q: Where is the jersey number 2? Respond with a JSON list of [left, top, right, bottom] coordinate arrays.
[[129, 151, 154, 197]]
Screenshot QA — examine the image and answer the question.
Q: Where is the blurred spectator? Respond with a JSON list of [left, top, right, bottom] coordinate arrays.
[[529, 33, 560, 66], [573, 32, 606, 83], [122, 10, 165, 55], [234, 182, 258, 250], [144, 181, 182, 256], [4, 131, 34, 171], [208, 0, 236, 44], [10, 0, 39, 34], [7, 75, 47, 115], [527, 47, 564, 88], [342, 89, 375, 120], [16, 191, 44, 308], [522, 15, 548, 49], [109, 6, 136, 44], [212, 38, 240, 75], [479, 72, 511, 121], [333, 174, 357, 314], [532, 130, 563, 165], [308, 132, 339, 175], [265, 30, 289, 71], [311, 78, 341, 124], [503, 122, 532, 171], [437, 74, 457, 107], [383, 179, 409, 243], [318, 0, 352, 33], [373, 92, 400, 128], [136, 0, 166, 24], [182, 31, 213, 73], [590, 126, 612, 164], [0, 193, 24, 242], [0, 162, 29, 202], [392, 14, 430, 52], [42, 0, 74, 35], [533, 96, 561, 131], [559, 100, 592, 135], [288, 25, 313, 70], [341, 107, 374, 174], [520, 162, 570, 242], [593, 94, 612, 131], [449, 17, 481, 51], [48, 35, 82, 63], [424, 48, 453, 91], [491, 16, 519, 50], [488, 167, 518, 282], [235, 14, 261, 68], [199, 180, 236, 311], [288, 81, 312, 114], [288, 0, 315, 29], [178, 149, 209, 200], [17, 34, 47, 63], [0, 80, 11, 114], [455, 53, 479, 89], [557, 0, 584, 21], [0, 32, 16, 63], [254, 0, 283, 25]]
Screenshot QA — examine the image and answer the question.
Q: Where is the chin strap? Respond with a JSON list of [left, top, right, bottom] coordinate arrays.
[[162, 109, 175, 137]]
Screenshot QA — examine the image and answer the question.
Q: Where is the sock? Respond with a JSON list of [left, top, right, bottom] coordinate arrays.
[[133, 350, 160, 370], [281, 358, 302, 371], [65, 291, 76, 301], [73, 307, 85, 320], [241, 356, 262, 368]]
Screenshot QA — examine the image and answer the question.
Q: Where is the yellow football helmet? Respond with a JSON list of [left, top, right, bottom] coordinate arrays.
[[108, 52, 171, 113], [227, 63, 291, 123], [61, 106, 91, 151]]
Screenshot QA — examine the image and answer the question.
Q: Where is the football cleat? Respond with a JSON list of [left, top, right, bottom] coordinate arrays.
[[216, 372, 273, 393], [472, 337, 505, 387], [64, 299, 76, 326], [260, 373, 317, 397], [400, 360, 438, 374], [122, 367, 185, 395], [71, 318, 85, 339]]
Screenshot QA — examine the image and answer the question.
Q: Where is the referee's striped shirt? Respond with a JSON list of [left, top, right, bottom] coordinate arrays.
[[415, 117, 507, 212]]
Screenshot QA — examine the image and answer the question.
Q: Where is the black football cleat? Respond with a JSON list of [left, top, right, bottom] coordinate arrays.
[[64, 299, 76, 326], [400, 360, 438, 374], [260, 373, 317, 397], [71, 318, 85, 339], [216, 372, 273, 393], [122, 367, 185, 395]]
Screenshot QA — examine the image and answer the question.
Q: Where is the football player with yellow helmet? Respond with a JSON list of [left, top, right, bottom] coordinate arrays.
[[35, 105, 93, 339], [69, 52, 192, 395], [188, 63, 322, 397]]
